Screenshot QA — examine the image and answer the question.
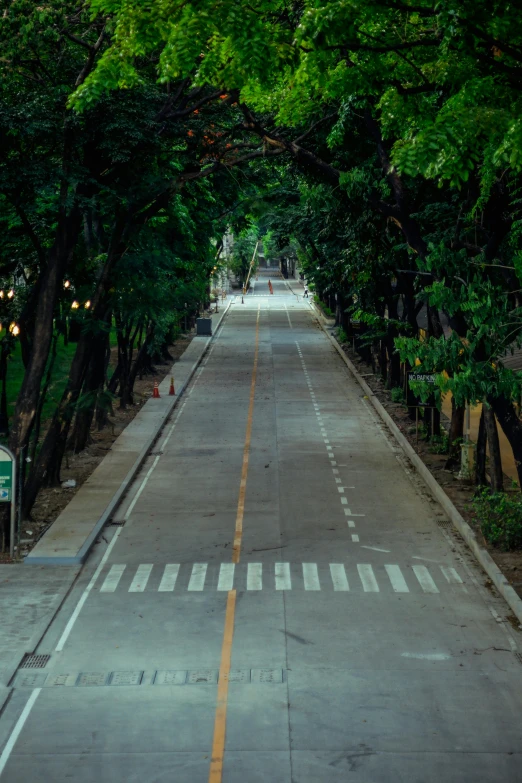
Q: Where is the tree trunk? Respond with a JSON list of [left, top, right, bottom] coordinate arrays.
[[9, 208, 81, 458], [476, 407, 487, 487], [484, 404, 504, 492], [445, 397, 465, 469], [489, 394, 522, 486], [96, 329, 113, 431], [127, 325, 154, 399], [0, 344, 9, 437], [69, 329, 107, 453], [28, 332, 59, 467]]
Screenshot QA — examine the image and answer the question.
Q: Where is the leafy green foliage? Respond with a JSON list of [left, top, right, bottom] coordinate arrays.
[[473, 488, 522, 550]]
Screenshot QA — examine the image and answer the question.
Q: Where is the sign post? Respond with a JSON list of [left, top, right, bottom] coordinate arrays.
[[407, 372, 437, 447], [0, 445, 16, 558]]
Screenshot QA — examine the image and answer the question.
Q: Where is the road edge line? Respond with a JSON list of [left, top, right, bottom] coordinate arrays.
[[319, 319, 522, 628]]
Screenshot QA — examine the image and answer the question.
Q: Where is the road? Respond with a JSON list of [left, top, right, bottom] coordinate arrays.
[[0, 273, 521, 782]]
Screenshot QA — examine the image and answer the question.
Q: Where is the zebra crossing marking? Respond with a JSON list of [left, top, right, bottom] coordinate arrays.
[[247, 563, 262, 590], [303, 563, 321, 591], [357, 564, 379, 592], [158, 564, 180, 592], [218, 563, 235, 591], [330, 564, 349, 591], [412, 565, 439, 593], [188, 563, 207, 591], [129, 564, 153, 593], [385, 564, 409, 593], [100, 565, 126, 593], [96, 562, 463, 594], [275, 562, 292, 590], [440, 566, 463, 584]]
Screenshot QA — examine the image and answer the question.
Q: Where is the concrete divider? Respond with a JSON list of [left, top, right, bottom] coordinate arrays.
[[320, 322, 522, 627], [25, 304, 231, 566]]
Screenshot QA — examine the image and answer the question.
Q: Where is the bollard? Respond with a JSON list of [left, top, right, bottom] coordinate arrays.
[[169, 377, 175, 396]]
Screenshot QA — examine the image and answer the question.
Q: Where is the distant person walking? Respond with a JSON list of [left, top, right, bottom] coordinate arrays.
[[268, 279, 273, 295], [303, 285, 309, 298]]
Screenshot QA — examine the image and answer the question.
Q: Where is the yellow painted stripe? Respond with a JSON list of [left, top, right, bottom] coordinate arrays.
[[208, 589, 236, 783], [208, 306, 261, 783], [232, 305, 260, 564]]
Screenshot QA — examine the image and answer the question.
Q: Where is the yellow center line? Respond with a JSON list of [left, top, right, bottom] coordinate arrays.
[[208, 304, 261, 783], [208, 589, 236, 783], [232, 304, 260, 564]]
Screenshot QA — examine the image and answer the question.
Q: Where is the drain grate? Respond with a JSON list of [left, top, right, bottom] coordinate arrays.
[[107, 520, 126, 527], [20, 654, 50, 669], [515, 653, 522, 666], [436, 519, 451, 529]]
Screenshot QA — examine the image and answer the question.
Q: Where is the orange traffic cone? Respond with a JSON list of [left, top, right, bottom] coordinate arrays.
[[169, 376, 175, 395], [153, 380, 160, 398]]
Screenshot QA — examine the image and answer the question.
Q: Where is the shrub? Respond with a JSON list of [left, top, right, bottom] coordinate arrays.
[[390, 386, 405, 404], [473, 488, 522, 550], [429, 433, 449, 453], [337, 327, 348, 343]]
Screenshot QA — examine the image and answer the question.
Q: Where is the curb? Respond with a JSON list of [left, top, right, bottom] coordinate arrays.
[[25, 302, 231, 566], [319, 321, 522, 628], [311, 301, 335, 328]]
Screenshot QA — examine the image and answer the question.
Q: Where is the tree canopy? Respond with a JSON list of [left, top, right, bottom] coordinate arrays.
[[1, 0, 522, 526]]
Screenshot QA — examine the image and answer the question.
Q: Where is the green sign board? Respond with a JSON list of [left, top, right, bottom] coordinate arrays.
[[0, 458, 13, 502]]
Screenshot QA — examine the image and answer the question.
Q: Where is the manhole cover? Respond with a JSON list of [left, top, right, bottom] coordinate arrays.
[[46, 674, 76, 687], [251, 669, 284, 684], [222, 670, 250, 683], [187, 669, 217, 684], [109, 671, 143, 686], [16, 672, 48, 688], [20, 654, 51, 669], [154, 670, 187, 686], [76, 672, 108, 687]]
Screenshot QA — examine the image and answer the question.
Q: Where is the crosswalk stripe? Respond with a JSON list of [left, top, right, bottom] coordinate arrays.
[[129, 564, 153, 593], [158, 564, 180, 592], [98, 562, 459, 593], [218, 563, 235, 591], [440, 566, 463, 584], [330, 564, 349, 591], [357, 564, 379, 592], [100, 565, 125, 593], [303, 563, 321, 591], [247, 563, 262, 590], [275, 562, 291, 590], [188, 563, 207, 591], [412, 565, 439, 593], [385, 565, 409, 593]]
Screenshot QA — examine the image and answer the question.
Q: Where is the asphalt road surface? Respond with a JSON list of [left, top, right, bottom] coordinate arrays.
[[1, 274, 521, 782]]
